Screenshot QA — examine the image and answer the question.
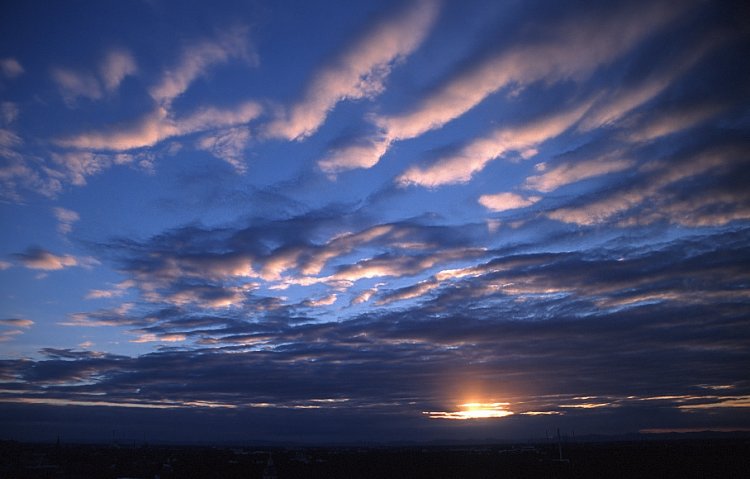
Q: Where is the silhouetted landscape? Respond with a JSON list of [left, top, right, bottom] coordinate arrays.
[[2, 435, 749, 478]]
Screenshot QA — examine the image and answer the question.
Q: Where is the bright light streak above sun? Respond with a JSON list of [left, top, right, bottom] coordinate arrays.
[[423, 402, 514, 420]]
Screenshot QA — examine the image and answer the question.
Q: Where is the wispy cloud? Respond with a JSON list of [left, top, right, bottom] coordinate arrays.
[[578, 33, 722, 132], [0, 318, 34, 343], [149, 26, 255, 107], [1, 102, 19, 125], [265, 0, 440, 141], [303, 294, 338, 308], [0, 318, 34, 328], [322, 0, 688, 174], [53, 207, 80, 235], [547, 142, 750, 226], [99, 48, 137, 92], [13, 247, 79, 271], [0, 57, 24, 78], [12, 247, 98, 272], [626, 102, 726, 143], [51, 48, 138, 106], [398, 101, 592, 187], [57, 102, 262, 152], [51, 67, 103, 104], [196, 127, 251, 173], [131, 332, 186, 343], [478, 192, 540, 212], [524, 154, 634, 193], [86, 280, 134, 300]]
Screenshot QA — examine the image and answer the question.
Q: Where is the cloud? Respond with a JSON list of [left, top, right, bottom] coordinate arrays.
[[86, 280, 134, 300], [478, 192, 540, 212], [547, 141, 750, 226], [318, 135, 391, 175], [0, 57, 24, 78], [0, 129, 64, 201], [99, 48, 137, 92], [385, 1, 685, 139], [0, 261, 12, 270], [0, 330, 24, 342], [626, 102, 726, 143], [578, 33, 723, 132], [149, 26, 255, 107], [264, 0, 440, 141], [57, 102, 262, 152], [51, 151, 113, 185], [1, 102, 19, 125], [0, 318, 34, 328], [0, 318, 33, 344], [303, 294, 338, 308], [53, 207, 80, 235], [524, 154, 634, 193], [376, 279, 440, 305], [397, 101, 592, 187], [51, 67, 103, 104], [196, 127, 251, 173], [51, 48, 138, 106], [131, 332, 187, 343], [2, 222, 748, 440], [312, 0, 690, 175], [13, 247, 79, 271], [2, 226, 748, 438], [60, 303, 136, 327]]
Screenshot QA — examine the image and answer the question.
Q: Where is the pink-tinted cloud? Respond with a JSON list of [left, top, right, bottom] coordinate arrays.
[[196, 127, 251, 173], [131, 333, 187, 343], [51, 67, 103, 104], [321, 1, 690, 175], [0, 318, 34, 328], [1, 102, 19, 125], [478, 192, 540, 212], [0, 57, 24, 78], [99, 48, 137, 92], [579, 34, 722, 132], [627, 103, 725, 143], [318, 136, 391, 175], [265, 0, 440, 141], [524, 155, 634, 193], [53, 207, 80, 235], [303, 294, 338, 308], [548, 144, 749, 226], [397, 101, 591, 187], [149, 27, 255, 106], [14, 248, 79, 271], [385, 1, 684, 140], [57, 102, 262, 151]]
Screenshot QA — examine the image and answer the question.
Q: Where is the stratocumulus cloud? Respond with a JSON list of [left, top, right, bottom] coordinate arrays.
[[265, 0, 440, 141], [397, 101, 593, 187], [320, 0, 692, 174], [57, 102, 262, 151], [1, 0, 749, 443]]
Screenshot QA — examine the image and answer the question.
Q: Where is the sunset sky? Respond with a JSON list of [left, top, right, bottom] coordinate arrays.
[[1, 0, 749, 443]]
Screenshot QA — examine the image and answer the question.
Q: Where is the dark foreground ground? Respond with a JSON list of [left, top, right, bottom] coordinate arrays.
[[1, 438, 749, 479]]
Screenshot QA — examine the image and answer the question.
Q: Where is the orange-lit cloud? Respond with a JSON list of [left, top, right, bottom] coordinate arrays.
[[424, 402, 514, 420]]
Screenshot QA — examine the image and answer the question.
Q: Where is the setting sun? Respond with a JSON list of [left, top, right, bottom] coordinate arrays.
[[423, 402, 514, 420]]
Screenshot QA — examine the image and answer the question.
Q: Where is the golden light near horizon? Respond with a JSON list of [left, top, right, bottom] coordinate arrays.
[[423, 402, 514, 420]]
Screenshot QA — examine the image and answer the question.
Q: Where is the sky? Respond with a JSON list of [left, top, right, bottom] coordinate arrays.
[[1, 0, 749, 444]]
